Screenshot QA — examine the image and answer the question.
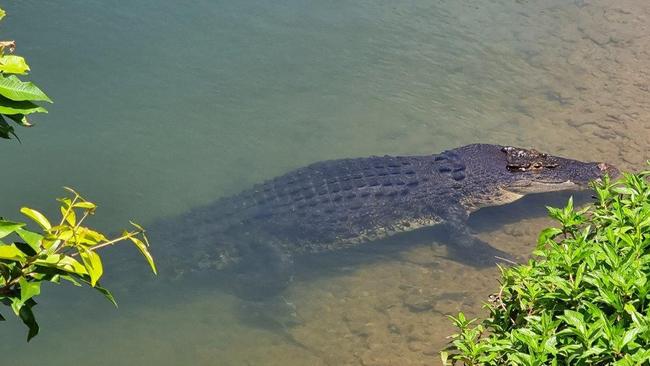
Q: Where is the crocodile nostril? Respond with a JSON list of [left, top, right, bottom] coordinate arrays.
[[597, 163, 620, 179]]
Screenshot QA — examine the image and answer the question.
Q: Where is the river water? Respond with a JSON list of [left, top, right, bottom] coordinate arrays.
[[0, 0, 649, 365]]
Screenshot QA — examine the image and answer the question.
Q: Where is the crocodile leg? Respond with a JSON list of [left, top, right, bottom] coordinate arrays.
[[226, 240, 294, 300], [437, 204, 516, 267]]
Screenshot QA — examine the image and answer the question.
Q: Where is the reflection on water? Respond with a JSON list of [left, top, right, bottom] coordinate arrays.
[[1, 0, 649, 365]]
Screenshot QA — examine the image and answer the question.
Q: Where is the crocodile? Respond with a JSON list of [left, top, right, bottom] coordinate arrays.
[[151, 144, 618, 299]]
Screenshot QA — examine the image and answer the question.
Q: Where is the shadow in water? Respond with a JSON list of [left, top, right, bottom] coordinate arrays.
[[226, 189, 595, 335], [103, 189, 595, 332]]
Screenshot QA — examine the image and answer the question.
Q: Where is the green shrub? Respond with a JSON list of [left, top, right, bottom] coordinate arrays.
[[442, 169, 650, 365]]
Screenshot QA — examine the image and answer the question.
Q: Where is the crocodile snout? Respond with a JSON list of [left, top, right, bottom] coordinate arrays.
[[597, 162, 619, 180]]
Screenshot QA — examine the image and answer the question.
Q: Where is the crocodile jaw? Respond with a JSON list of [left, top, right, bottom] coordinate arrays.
[[463, 188, 524, 212], [463, 180, 577, 213], [505, 179, 579, 195]]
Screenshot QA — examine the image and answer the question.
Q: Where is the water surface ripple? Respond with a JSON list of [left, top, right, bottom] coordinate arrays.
[[1, 0, 649, 365]]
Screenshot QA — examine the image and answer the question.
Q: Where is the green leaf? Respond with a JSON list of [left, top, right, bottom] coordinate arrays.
[[0, 114, 18, 139], [0, 244, 27, 261], [0, 8, 6, 21], [0, 55, 30, 75], [613, 187, 636, 195], [20, 207, 51, 230], [79, 247, 103, 286], [73, 201, 97, 210], [56, 274, 82, 287], [128, 234, 157, 275], [15, 228, 43, 252], [0, 219, 25, 238], [566, 196, 574, 213], [74, 227, 106, 246], [60, 206, 76, 226], [18, 278, 41, 303], [621, 328, 641, 349], [34, 254, 88, 276], [93, 283, 117, 307], [18, 300, 39, 342], [538, 227, 563, 245], [0, 95, 47, 115], [13, 242, 37, 256], [55, 255, 89, 275], [0, 74, 50, 101]]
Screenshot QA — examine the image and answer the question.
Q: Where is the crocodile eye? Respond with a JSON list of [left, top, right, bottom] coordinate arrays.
[[532, 162, 542, 169]]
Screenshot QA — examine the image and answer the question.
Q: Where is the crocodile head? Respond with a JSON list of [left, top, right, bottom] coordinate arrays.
[[498, 145, 618, 194], [456, 144, 618, 207]]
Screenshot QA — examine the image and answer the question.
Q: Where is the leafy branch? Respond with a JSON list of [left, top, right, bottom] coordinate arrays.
[[0, 188, 156, 341]]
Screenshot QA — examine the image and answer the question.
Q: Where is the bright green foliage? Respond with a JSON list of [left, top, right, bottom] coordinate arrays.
[[0, 188, 156, 341], [0, 7, 51, 139], [442, 169, 650, 365]]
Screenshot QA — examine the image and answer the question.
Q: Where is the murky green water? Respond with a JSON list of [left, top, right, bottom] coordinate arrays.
[[1, 0, 648, 365]]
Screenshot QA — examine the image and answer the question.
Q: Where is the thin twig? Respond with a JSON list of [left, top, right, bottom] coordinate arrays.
[[496, 286, 516, 326], [56, 194, 79, 232], [69, 230, 142, 257], [495, 256, 519, 265]]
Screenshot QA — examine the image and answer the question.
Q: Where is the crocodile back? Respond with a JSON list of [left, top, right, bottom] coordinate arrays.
[[197, 151, 474, 253]]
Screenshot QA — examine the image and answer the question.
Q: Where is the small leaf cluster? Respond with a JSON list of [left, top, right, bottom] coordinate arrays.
[[442, 168, 650, 365], [0, 7, 52, 140], [0, 188, 156, 341]]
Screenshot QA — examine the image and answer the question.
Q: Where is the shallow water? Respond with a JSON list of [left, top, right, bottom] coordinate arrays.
[[0, 0, 649, 365]]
